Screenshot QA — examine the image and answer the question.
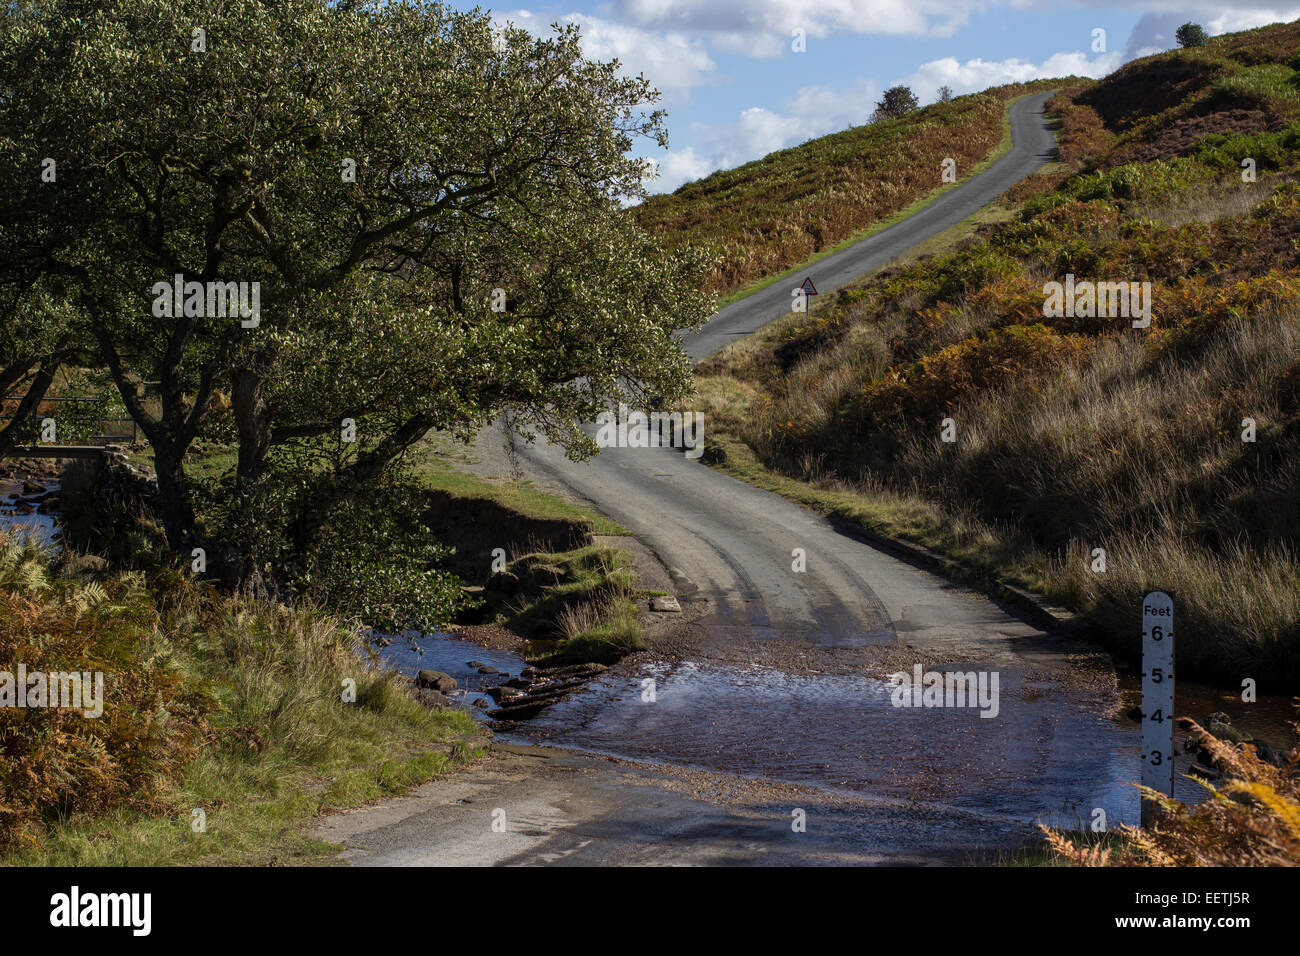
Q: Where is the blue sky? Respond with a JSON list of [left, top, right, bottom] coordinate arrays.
[[465, 1, 1300, 194]]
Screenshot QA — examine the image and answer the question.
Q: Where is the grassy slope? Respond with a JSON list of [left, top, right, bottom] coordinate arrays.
[[688, 21, 1300, 688], [636, 79, 1065, 298]]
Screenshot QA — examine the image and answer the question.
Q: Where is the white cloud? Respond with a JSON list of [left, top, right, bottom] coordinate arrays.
[[496, 9, 718, 90], [643, 79, 879, 193], [1204, 7, 1300, 33], [641, 146, 715, 192], [611, 0, 983, 56], [902, 51, 1121, 103]]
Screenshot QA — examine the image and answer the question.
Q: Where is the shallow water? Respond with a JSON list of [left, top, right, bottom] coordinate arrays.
[[372, 632, 530, 716], [372, 631, 1295, 831], [0, 478, 61, 547], [505, 658, 1212, 829]]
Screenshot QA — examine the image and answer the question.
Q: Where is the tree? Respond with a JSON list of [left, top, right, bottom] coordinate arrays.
[[1, 0, 712, 616], [1176, 22, 1208, 48], [936, 85, 954, 103], [872, 85, 920, 121]]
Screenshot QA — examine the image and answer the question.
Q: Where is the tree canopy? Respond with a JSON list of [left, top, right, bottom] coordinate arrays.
[[0, 0, 712, 625]]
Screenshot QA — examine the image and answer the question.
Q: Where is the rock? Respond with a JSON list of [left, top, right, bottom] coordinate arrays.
[[1206, 712, 1250, 745], [505, 677, 531, 689], [415, 669, 457, 693], [650, 595, 681, 613], [486, 686, 524, 703], [467, 660, 485, 669], [473, 697, 491, 709], [413, 687, 453, 709], [14, 503, 34, 515], [21, 480, 45, 494], [477, 665, 498, 675], [1125, 706, 1143, 723], [520, 666, 538, 678], [36, 496, 60, 514]]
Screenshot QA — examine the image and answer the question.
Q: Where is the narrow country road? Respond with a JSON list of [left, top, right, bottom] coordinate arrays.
[[318, 91, 1176, 865], [684, 90, 1061, 360], [517, 90, 1066, 669]]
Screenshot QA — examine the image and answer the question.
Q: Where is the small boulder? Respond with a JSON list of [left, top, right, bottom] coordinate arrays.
[[415, 669, 457, 693], [650, 595, 681, 613], [477, 665, 498, 675], [21, 480, 45, 494], [414, 687, 452, 709]]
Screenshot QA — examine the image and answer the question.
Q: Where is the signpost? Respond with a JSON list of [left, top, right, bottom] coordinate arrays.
[[1140, 590, 1175, 827], [799, 277, 818, 299]]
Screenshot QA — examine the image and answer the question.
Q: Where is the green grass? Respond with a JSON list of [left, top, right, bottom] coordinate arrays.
[[415, 455, 626, 536], [500, 542, 644, 664]]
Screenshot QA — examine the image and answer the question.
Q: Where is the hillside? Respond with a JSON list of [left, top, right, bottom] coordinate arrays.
[[690, 20, 1300, 686], [635, 79, 1064, 297]]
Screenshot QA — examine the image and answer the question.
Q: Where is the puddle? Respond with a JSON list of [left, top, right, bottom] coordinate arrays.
[[0, 478, 61, 547], [505, 658, 1219, 828], [370, 631, 530, 717]]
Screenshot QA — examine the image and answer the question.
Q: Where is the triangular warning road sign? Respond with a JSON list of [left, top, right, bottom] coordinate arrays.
[[799, 277, 818, 295]]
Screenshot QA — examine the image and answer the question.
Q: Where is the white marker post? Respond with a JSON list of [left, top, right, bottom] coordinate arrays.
[[1140, 590, 1175, 827]]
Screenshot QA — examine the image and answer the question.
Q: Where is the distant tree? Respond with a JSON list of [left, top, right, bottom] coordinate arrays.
[[872, 85, 920, 121], [1176, 22, 1209, 47], [936, 85, 954, 103]]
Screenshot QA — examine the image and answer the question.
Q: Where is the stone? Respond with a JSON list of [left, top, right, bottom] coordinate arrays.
[[415, 669, 457, 693], [477, 665, 498, 675], [650, 595, 681, 613]]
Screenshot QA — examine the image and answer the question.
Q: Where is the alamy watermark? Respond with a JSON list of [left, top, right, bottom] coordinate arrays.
[[1043, 273, 1151, 328], [594, 403, 705, 459], [0, 665, 104, 718], [151, 274, 260, 328], [889, 664, 999, 718]]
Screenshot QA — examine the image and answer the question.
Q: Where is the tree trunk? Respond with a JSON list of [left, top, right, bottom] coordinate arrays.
[[232, 368, 272, 486], [150, 444, 198, 555]]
